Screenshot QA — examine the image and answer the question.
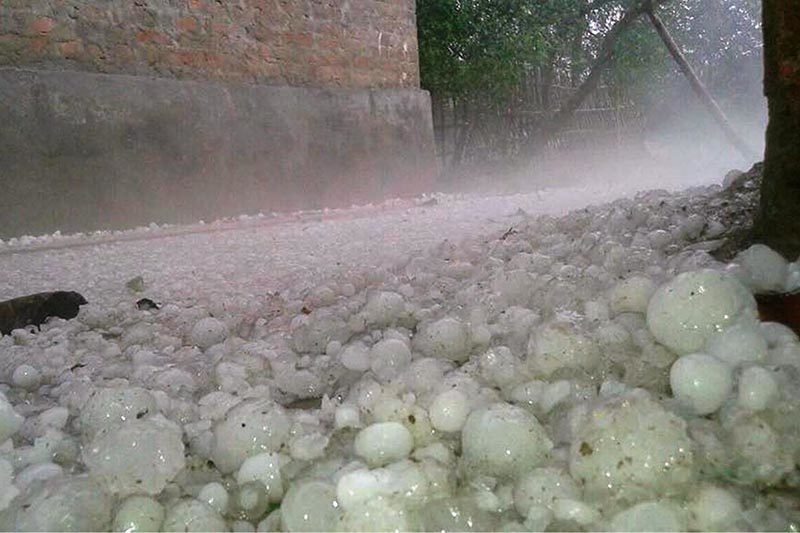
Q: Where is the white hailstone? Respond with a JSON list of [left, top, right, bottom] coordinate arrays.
[[648, 229, 672, 249], [112, 495, 165, 533], [340, 497, 409, 532], [82, 415, 185, 496], [552, 498, 600, 526], [36, 406, 69, 432], [290, 311, 349, 354], [232, 520, 256, 533], [584, 299, 611, 322], [513, 467, 579, 517], [14, 462, 63, 489], [8, 476, 112, 531], [281, 480, 341, 532], [670, 353, 733, 415], [0, 459, 19, 512], [786, 262, 800, 291], [211, 399, 291, 473], [730, 417, 794, 485], [527, 322, 600, 377], [524, 505, 554, 531], [539, 380, 572, 414], [413, 317, 471, 362], [12, 364, 41, 390], [370, 339, 412, 381], [339, 342, 371, 372], [354, 422, 414, 467], [402, 358, 453, 395], [733, 244, 788, 293], [325, 340, 342, 356], [569, 393, 694, 502], [608, 277, 656, 315], [705, 322, 768, 367], [688, 485, 743, 531], [759, 321, 799, 346], [161, 499, 227, 532], [646, 270, 756, 355], [681, 213, 706, 239], [0, 392, 24, 442], [189, 317, 228, 349], [334, 404, 361, 429], [737, 366, 779, 411], [491, 269, 533, 306], [289, 432, 329, 461], [336, 468, 391, 509], [609, 501, 685, 532], [479, 346, 521, 389], [79, 386, 158, 438], [428, 389, 470, 432], [230, 481, 269, 522], [461, 403, 552, 479], [363, 291, 405, 326], [236, 453, 283, 502], [198, 481, 229, 514]]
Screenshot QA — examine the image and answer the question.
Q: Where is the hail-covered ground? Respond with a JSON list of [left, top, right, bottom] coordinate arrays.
[[0, 171, 799, 532]]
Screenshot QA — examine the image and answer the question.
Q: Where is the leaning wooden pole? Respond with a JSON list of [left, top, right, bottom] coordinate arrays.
[[645, 7, 757, 160]]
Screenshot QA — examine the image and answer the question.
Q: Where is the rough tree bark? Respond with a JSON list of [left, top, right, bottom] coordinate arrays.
[[753, 1, 800, 259]]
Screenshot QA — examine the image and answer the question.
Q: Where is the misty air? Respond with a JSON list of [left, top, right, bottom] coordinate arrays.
[[1, 0, 799, 531]]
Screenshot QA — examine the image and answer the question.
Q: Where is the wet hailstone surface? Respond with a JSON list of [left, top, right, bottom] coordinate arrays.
[[0, 180, 799, 531]]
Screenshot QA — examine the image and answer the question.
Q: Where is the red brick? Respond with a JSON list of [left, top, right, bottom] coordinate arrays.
[[29, 17, 55, 35]]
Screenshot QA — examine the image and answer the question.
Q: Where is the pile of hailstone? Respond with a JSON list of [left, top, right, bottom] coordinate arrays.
[[2, 184, 800, 532]]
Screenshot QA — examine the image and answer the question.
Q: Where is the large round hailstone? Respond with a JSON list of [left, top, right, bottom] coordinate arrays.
[[281, 480, 342, 532], [6, 476, 112, 531], [608, 276, 656, 315], [527, 322, 600, 377], [669, 353, 733, 415], [12, 364, 41, 390], [236, 452, 283, 502], [0, 392, 24, 443], [413, 317, 471, 362], [363, 291, 405, 326], [82, 415, 185, 496], [461, 403, 552, 479], [514, 467, 579, 517], [354, 422, 414, 467], [737, 366, 778, 411], [340, 342, 371, 372], [211, 399, 291, 473], [190, 317, 228, 349], [112, 495, 165, 533], [646, 270, 756, 355], [370, 339, 412, 381], [687, 485, 743, 531], [161, 499, 227, 532], [733, 244, 788, 293], [79, 386, 158, 438], [428, 389, 470, 432], [609, 501, 685, 532], [290, 310, 349, 354], [705, 322, 768, 367], [569, 393, 694, 503]]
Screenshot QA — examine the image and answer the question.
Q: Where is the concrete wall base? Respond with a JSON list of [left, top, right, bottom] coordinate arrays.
[[0, 68, 436, 238]]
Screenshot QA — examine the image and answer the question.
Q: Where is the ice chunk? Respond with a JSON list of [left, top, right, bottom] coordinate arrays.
[[189, 317, 228, 349], [461, 403, 552, 479], [428, 389, 470, 432], [670, 353, 733, 415], [211, 399, 291, 473], [79, 386, 158, 438], [737, 366, 778, 411], [236, 452, 283, 503], [281, 480, 341, 532], [514, 467, 578, 516], [413, 317, 471, 362], [527, 322, 600, 377], [5, 476, 112, 531], [0, 392, 23, 443], [370, 338, 412, 381], [687, 485, 743, 531], [340, 341, 371, 372], [608, 277, 656, 315], [363, 291, 406, 326], [354, 422, 413, 467], [112, 495, 165, 533], [705, 322, 768, 367], [11, 364, 41, 390], [733, 244, 788, 293], [647, 270, 756, 354], [162, 499, 227, 532], [609, 500, 685, 532], [0, 459, 18, 512], [82, 415, 185, 496], [198, 482, 229, 515], [569, 393, 693, 502]]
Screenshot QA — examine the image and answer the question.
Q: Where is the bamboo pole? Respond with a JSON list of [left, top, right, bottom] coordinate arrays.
[[645, 6, 757, 160]]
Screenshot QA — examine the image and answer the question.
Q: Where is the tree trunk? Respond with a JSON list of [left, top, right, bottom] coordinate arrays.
[[753, 1, 800, 259]]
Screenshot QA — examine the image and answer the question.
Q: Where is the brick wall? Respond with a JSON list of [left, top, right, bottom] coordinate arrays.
[[0, 0, 420, 89]]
